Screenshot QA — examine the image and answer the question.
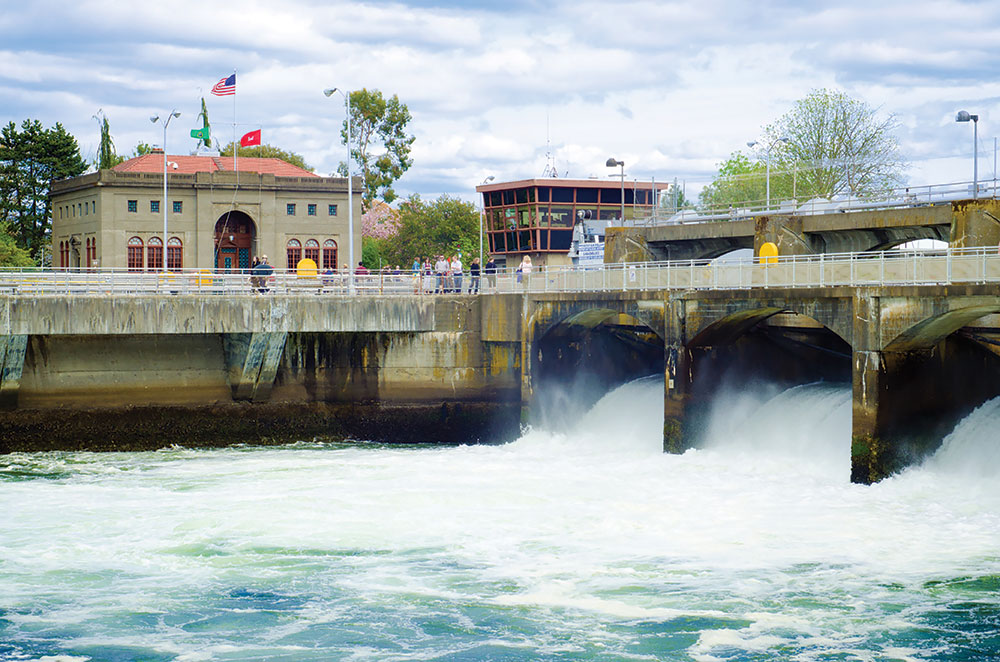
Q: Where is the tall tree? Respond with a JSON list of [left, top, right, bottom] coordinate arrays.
[[0, 119, 87, 258], [94, 111, 125, 170], [338, 88, 415, 210], [700, 89, 905, 212], [220, 142, 314, 172], [372, 194, 478, 267], [698, 151, 768, 210], [0, 223, 34, 267]]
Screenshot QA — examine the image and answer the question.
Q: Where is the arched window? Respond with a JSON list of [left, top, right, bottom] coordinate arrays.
[[59, 241, 65, 268], [147, 236, 163, 271], [86, 238, 92, 268], [322, 239, 338, 271], [304, 238, 320, 265], [167, 237, 183, 270], [127, 237, 144, 272], [89, 237, 98, 267], [286, 238, 302, 269]]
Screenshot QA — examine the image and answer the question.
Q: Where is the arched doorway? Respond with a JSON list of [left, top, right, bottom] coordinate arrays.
[[214, 211, 256, 271]]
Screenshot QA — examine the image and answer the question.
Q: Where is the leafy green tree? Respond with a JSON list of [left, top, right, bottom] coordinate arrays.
[[220, 142, 314, 172], [0, 223, 34, 267], [337, 89, 415, 210], [0, 119, 87, 258], [766, 88, 904, 200], [375, 195, 479, 267], [700, 89, 905, 213], [698, 151, 768, 210], [361, 236, 388, 270], [659, 182, 692, 213], [132, 142, 154, 157]]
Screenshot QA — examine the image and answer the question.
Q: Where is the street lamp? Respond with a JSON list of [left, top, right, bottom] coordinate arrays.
[[747, 136, 789, 209], [606, 157, 624, 221], [324, 87, 355, 291], [150, 110, 181, 270], [479, 176, 494, 269], [956, 110, 979, 200]]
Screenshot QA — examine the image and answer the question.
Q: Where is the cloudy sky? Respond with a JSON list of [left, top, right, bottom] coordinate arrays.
[[2, 0, 998, 202]]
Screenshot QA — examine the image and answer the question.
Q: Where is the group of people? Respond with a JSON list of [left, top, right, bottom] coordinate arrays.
[[407, 255, 501, 294], [249, 253, 534, 295]]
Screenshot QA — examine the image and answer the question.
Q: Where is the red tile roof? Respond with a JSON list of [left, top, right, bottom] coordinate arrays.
[[112, 153, 319, 178]]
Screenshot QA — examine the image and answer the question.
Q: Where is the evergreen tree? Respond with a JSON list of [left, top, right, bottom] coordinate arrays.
[[0, 120, 87, 258]]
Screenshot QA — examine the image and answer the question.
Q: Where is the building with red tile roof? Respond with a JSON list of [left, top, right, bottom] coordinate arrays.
[[112, 153, 320, 178], [51, 152, 360, 272]]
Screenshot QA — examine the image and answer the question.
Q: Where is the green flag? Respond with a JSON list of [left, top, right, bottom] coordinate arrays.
[[190, 127, 210, 142]]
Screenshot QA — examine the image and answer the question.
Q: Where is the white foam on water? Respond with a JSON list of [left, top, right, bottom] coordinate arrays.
[[919, 395, 1000, 479], [1, 378, 1000, 660]]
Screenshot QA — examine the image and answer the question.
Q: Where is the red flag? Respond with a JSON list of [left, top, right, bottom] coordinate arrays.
[[240, 129, 261, 147]]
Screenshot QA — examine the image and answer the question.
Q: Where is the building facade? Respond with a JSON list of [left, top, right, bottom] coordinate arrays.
[[476, 178, 666, 266], [50, 152, 361, 272]]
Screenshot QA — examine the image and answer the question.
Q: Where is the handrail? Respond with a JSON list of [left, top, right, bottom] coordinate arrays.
[[4, 246, 1000, 297], [629, 181, 1000, 227]]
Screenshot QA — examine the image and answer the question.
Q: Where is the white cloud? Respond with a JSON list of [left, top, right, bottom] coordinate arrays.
[[2, 0, 998, 203]]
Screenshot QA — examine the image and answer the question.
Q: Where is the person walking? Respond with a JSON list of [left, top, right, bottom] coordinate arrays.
[[469, 257, 481, 294], [451, 254, 464, 294]]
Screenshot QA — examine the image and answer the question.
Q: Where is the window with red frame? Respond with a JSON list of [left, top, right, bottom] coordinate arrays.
[[147, 236, 163, 271], [286, 239, 302, 268], [167, 237, 183, 270], [322, 239, 338, 270], [304, 238, 320, 265], [127, 237, 144, 272]]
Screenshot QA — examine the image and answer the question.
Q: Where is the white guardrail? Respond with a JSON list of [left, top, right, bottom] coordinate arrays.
[[3, 247, 1000, 297], [626, 179, 1000, 227]]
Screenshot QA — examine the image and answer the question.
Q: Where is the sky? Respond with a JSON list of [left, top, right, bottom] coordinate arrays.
[[2, 0, 999, 204]]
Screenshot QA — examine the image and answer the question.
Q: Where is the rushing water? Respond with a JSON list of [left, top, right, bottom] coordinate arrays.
[[2, 380, 1000, 661]]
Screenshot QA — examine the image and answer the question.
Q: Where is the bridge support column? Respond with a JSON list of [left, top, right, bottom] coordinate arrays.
[[851, 349, 891, 484], [663, 298, 691, 453], [664, 343, 691, 453], [224, 332, 288, 402], [0, 335, 28, 410]]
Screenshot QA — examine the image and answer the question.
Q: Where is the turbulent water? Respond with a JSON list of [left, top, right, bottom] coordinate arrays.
[[2, 379, 1000, 661]]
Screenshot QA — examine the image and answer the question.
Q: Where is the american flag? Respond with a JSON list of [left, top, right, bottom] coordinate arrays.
[[211, 74, 236, 96]]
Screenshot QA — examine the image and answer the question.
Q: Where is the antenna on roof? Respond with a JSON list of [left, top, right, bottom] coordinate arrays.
[[541, 108, 559, 178]]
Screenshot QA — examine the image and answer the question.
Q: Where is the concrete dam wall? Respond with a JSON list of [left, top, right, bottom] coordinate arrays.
[[0, 296, 524, 451]]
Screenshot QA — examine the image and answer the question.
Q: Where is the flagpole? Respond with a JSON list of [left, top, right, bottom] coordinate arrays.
[[233, 69, 238, 179]]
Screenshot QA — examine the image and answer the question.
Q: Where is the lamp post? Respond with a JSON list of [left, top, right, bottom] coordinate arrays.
[[747, 136, 789, 209], [324, 87, 355, 292], [956, 110, 979, 200], [606, 157, 624, 221], [150, 110, 181, 270], [479, 176, 494, 270]]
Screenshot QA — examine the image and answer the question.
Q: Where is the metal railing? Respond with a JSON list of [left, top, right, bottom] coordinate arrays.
[[626, 179, 1000, 227], [3, 247, 1000, 297]]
